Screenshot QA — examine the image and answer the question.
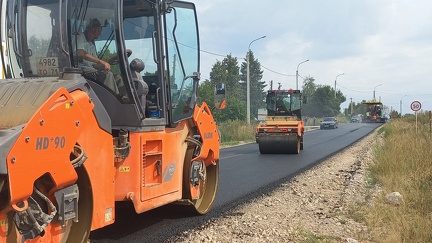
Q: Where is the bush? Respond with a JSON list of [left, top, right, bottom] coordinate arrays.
[[217, 120, 256, 143]]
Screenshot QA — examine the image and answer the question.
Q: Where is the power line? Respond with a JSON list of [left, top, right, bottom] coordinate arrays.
[[338, 83, 432, 97], [260, 64, 295, 77], [199, 49, 228, 58], [336, 84, 370, 94], [202, 49, 294, 77], [179, 41, 294, 77]]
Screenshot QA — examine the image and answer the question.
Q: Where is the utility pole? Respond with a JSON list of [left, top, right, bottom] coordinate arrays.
[[270, 80, 273, 90], [334, 73, 345, 98], [350, 98, 353, 115], [296, 59, 309, 90], [400, 95, 407, 116], [373, 84, 382, 100], [247, 36, 266, 125]]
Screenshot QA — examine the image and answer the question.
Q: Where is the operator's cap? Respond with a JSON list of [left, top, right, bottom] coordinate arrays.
[[87, 18, 102, 29]]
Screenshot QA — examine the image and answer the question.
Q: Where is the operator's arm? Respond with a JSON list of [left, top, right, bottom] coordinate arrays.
[[76, 49, 110, 71], [75, 32, 110, 71]]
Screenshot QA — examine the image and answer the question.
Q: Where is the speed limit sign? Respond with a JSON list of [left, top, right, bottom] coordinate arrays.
[[410, 101, 422, 112]]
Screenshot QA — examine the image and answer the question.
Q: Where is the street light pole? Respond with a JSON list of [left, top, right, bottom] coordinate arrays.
[[400, 95, 407, 116], [247, 35, 266, 125], [334, 73, 345, 98], [373, 84, 382, 100], [296, 59, 309, 90]]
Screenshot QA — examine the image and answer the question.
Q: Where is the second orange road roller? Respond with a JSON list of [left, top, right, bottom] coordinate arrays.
[[256, 89, 305, 154]]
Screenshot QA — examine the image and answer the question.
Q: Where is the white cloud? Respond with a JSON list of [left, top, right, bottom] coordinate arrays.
[[194, 0, 432, 113]]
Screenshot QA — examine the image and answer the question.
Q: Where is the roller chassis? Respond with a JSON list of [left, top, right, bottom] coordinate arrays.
[[256, 89, 305, 154], [0, 0, 226, 242]]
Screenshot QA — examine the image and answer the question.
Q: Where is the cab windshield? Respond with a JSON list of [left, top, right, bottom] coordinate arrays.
[[3, 0, 71, 78]]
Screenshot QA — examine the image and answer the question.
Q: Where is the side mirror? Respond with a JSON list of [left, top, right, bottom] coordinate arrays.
[[214, 83, 226, 110]]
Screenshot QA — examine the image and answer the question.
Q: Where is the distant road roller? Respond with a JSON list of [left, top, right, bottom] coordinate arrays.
[[256, 89, 305, 154]]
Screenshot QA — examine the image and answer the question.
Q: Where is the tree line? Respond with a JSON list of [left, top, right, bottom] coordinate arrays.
[[197, 51, 374, 122]]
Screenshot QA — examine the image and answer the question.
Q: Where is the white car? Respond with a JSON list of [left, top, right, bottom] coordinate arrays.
[[351, 115, 362, 123]]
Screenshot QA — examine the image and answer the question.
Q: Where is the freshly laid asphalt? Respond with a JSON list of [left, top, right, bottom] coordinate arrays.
[[90, 122, 382, 242]]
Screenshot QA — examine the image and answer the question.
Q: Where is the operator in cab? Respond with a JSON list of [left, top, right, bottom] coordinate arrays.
[[74, 18, 120, 93]]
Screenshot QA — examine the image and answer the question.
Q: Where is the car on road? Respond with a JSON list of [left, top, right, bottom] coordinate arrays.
[[320, 117, 338, 129], [351, 115, 362, 123]]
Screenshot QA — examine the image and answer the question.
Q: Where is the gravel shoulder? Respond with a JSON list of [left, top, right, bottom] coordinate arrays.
[[171, 130, 378, 243]]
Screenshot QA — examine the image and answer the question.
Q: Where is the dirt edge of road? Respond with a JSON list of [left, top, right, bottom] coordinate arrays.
[[171, 130, 379, 243]]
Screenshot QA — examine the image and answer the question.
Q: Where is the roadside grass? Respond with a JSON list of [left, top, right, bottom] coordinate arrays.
[[217, 120, 256, 145], [347, 203, 367, 223], [297, 229, 341, 243], [365, 118, 432, 242]]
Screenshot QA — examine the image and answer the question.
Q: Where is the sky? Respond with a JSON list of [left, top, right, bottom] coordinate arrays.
[[193, 0, 432, 115]]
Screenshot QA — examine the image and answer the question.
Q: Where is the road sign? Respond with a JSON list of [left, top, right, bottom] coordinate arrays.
[[410, 100, 422, 112]]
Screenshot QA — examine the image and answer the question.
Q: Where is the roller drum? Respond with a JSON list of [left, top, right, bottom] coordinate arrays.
[[258, 135, 300, 154]]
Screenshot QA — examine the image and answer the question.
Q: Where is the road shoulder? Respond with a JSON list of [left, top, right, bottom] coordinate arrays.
[[174, 128, 378, 242]]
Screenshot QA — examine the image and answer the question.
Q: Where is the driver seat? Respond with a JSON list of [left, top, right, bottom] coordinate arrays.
[[129, 58, 149, 116]]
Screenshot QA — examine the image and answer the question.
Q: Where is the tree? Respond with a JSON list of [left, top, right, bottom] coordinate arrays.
[[197, 79, 214, 106], [211, 55, 242, 99], [344, 102, 367, 117], [306, 85, 346, 117], [197, 55, 245, 122], [239, 51, 266, 119], [302, 76, 316, 99], [301, 76, 317, 116], [389, 110, 399, 119]]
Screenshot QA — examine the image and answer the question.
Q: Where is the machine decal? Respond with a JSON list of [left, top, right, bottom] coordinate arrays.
[[35, 136, 66, 150], [204, 132, 213, 139], [163, 163, 176, 182], [104, 208, 113, 222], [119, 166, 130, 172]]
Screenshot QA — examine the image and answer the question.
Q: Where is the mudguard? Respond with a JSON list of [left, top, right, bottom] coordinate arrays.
[[6, 87, 90, 205], [191, 102, 220, 166]]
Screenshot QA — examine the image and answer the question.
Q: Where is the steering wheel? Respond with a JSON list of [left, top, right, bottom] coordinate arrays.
[[108, 49, 132, 65], [109, 57, 118, 65]]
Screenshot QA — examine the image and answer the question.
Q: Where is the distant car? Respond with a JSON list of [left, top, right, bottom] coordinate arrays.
[[351, 115, 362, 123], [320, 117, 338, 129]]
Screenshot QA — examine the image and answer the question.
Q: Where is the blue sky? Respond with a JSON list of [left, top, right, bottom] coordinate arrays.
[[194, 1, 432, 115]]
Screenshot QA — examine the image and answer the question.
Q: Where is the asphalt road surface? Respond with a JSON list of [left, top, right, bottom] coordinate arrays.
[[89, 122, 382, 243]]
